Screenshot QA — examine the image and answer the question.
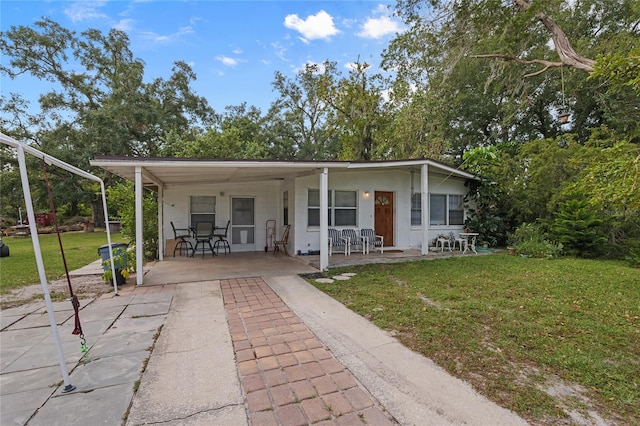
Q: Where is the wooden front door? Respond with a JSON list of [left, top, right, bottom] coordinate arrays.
[[374, 191, 394, 246]]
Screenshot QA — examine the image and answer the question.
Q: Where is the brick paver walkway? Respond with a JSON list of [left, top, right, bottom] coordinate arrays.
[[221, 277, 396, 426]]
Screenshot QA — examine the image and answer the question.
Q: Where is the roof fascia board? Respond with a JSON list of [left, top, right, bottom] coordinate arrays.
[[347, 159, 477, 180], [90, 159, 349, 169]]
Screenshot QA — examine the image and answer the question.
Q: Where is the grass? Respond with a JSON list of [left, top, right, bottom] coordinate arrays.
[[0, 230, 128, 293], [309, 254, 640, 425]]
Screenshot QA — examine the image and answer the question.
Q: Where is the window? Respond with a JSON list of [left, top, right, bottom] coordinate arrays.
[[411, 193, 421, 226], [429, 194, 465, 226], [190, 196, 215, 227], [308, 189, 357, 227], [449, 194, 464, 225], [430, 194, 446, 225]]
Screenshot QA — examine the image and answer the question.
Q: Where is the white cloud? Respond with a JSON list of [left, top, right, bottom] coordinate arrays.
[[64, 1, 108, 22], [140, 25, 195, 44], [284, 10, 340, 42], [357, 16, 403, 39], [271, 41, 288, 62], [216, 55, 239, 67], [114, 19, 135, 32]]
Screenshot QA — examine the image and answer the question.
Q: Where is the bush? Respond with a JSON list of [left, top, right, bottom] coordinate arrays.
[[106, 182, 158, 260], [551, 199, 607, 258], [511, 223, 563, 259]]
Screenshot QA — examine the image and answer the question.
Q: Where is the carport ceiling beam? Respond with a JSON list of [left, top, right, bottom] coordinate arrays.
[[142, 168, 164, 188]]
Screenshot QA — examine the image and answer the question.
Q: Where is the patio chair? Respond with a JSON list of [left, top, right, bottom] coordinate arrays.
[[449, 231, 465, 252], [213, 220, 231, 254], [342, 229, 364, 255], [328, 228, 348, 256], [436, 235, 452, 252], [170, 221, 193, 257], [361, 228, 384, 254], [192, 222, 216, 258], [273, 225, 291, 257]]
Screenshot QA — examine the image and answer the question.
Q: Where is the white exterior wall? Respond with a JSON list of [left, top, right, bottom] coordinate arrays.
[[292, 169, 470, 254], [163, 180, 282, 254], [161, 168, 470, 257]]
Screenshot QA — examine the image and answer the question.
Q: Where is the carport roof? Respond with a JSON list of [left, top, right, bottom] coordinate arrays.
[[89, 157, 477, 188]]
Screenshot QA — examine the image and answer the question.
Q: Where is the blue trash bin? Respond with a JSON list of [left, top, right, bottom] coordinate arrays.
[[98, 242, 129, 270]]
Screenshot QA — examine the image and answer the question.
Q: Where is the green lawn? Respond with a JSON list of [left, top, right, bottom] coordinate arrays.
[[0, 231, 129, 293], [309, 254, 640, 425]]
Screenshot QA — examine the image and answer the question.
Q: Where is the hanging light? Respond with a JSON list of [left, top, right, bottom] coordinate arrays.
[[559, 66, 569, 125]]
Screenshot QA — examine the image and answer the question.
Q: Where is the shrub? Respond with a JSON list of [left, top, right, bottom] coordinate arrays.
[[551, 199, 606, 258], [511, 223, 563, 259], [106, 182, 158, 260]]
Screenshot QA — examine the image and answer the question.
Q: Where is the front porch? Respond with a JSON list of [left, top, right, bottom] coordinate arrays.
[[140, 249, 488, 286]]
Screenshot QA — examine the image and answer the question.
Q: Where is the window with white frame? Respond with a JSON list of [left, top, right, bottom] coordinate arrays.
[[448, 194, 465, 225], [190, 196, 216, 227], [411, 193, 421, 226], [429, 194, 465, 226], [307, 189, 357, 227]]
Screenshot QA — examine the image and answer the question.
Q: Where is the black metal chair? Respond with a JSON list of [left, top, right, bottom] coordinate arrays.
[[213, 220, 231, 254], [170, 221, 193, 257], [192, 222, 216, 258]]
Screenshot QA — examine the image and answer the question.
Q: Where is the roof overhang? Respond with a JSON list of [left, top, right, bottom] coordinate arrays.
[[89, 157, 478, 189]]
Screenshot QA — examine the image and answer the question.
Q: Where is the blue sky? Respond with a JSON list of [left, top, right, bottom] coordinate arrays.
[[2, 1, 404, 114]]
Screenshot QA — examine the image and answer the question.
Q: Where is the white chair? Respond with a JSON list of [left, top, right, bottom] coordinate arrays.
[[328, 228, 349, 255], [436, 236, 452, 252], [342, 229, 364, 254], [360, 229, 383, 254], [449, 231, 465, 252]]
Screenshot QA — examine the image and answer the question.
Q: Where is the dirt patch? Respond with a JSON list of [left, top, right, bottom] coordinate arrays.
[[1, 274, 116, 308]]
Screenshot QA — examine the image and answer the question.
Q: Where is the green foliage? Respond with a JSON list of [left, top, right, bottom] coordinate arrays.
[[462, 146, 513, 246], [552, 199, 607, 258], [511, 223, 563, 259], [625, 247, 640, 268], [101, 247, 136, 282], [106, 182, 158, 260]]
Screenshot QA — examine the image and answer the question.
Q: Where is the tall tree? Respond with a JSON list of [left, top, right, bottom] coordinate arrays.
[[383, 0, 640, 152], [317, 60, 389, 161], [268, 64, 339, 160], [1, 18, 214, 223]]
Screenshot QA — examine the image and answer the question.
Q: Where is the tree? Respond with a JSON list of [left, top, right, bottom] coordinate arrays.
[[268, 64, 339, 160], [317, 60, 389, 160], [1, 18, 214, 224], [383, 0, 640, 150]]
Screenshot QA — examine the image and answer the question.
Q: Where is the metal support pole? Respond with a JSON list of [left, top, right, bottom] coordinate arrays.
[[421, 164, 430, 255], [319, 168, 329, 271], [16, 145, 75, 392], [135, 167, 144, 285]]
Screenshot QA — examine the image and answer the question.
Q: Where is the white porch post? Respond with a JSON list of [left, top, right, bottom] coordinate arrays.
[[135, 166, 144, 285], [421, 163, 430, 255], [157, 184, 164, 261], [319, 168, 329, 271]]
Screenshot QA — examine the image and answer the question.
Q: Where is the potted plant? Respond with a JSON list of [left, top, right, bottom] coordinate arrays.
[[102, 247, 135, 286]]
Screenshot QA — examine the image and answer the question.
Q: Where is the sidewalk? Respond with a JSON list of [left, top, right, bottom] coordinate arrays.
[[1, 273, 527, 425]]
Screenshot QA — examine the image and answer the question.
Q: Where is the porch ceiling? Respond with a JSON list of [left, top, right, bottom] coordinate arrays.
[[89, 157, 477, 189], [90, 158, 346, 187]]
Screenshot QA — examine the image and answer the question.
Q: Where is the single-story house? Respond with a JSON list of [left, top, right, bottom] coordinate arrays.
[[90, 157, 478, 284]]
